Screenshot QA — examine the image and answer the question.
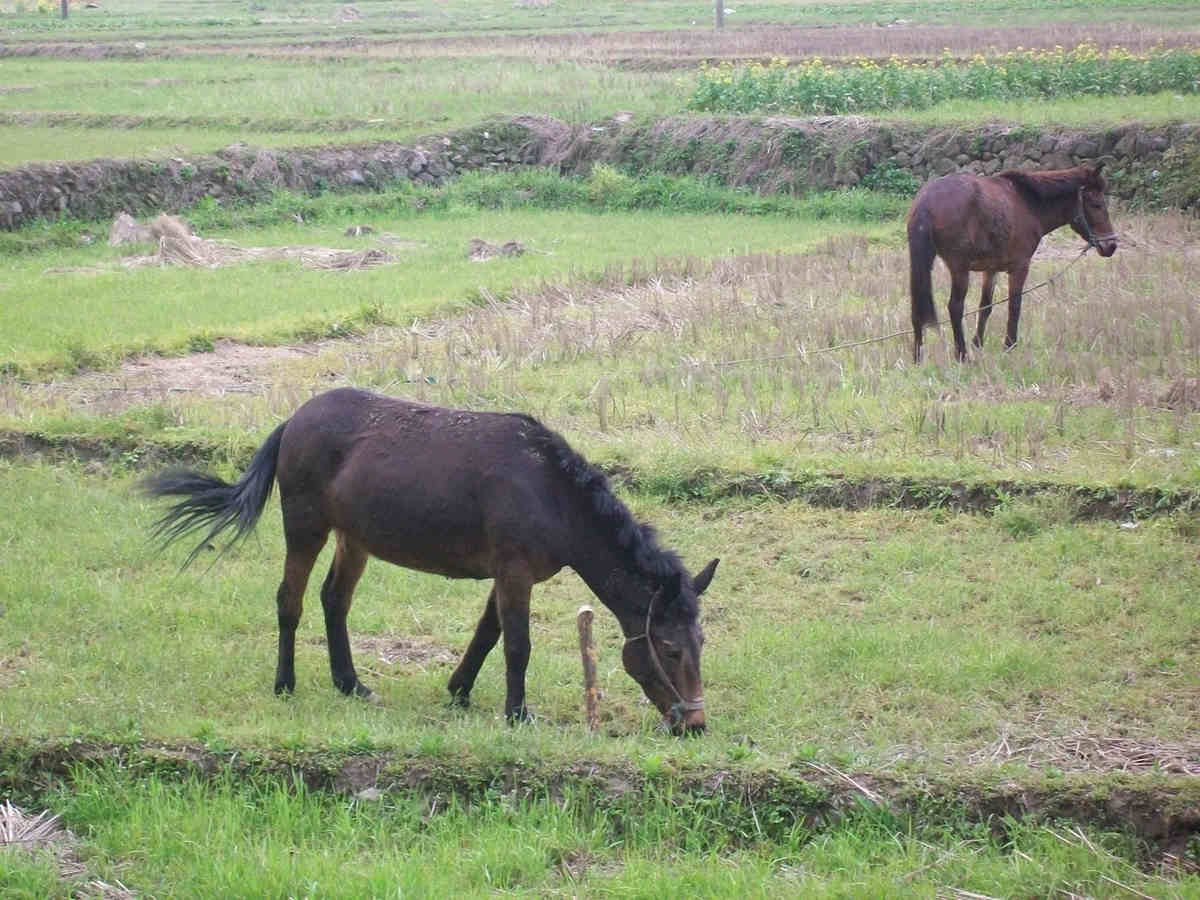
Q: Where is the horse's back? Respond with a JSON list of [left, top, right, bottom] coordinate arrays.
[[276, 388, 569, 577], [909, 173, 989, 223], [909, 173, 1031, 268]]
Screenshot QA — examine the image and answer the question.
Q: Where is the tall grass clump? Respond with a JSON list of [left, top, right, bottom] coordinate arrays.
[[688, 44, 1200, 115], [166, 170, 908, 235], [38, 766, 1199, 898]]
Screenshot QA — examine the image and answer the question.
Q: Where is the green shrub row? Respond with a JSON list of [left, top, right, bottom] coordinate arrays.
[[688, 44, 1200, 115]]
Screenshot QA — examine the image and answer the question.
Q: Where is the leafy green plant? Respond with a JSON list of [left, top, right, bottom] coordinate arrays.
[[860, 164, 921, 195]]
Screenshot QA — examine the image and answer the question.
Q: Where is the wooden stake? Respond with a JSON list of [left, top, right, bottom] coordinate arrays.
[[576, 605, 599, 731]]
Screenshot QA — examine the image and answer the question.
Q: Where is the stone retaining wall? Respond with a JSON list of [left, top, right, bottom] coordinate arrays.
[[532, 115, 1200, 210], [0, 115, 1196, 230]]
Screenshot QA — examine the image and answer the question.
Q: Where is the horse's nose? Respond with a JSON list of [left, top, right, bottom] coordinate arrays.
[[673, 708, 706, 736], [1099, 237, 1118, 257]]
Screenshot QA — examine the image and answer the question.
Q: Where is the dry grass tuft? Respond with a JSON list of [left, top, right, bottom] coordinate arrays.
[[967, 729, 1200, 775], [1, 800, 136, 897], [0, 800, 67, 853]]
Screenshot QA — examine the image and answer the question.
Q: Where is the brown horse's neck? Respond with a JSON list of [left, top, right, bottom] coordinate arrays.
[[569, 536, 652, 639], [1001, 169, 1086, 238], [1033, 189, 1082, 238]]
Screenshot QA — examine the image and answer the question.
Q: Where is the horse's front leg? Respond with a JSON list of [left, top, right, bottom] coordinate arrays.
[[1004, 262, 1031, 350], [972, 272, 997, 349], [495, 576, 534, 724], [947, 267, 971, 361], [447, 587, 501, 708]]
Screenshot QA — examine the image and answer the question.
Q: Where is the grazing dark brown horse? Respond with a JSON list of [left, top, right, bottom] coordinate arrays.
[[908, 162, 1118, 362], [143, 388, 718, 734]]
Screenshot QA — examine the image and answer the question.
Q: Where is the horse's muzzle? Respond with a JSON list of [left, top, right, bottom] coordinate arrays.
[[1096, 237, 1118, 257], [666, 701, 707, 735]]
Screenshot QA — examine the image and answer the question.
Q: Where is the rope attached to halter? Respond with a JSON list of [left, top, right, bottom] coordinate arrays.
[[711, 241, 1095, 368], [624, 588, 704, 727]]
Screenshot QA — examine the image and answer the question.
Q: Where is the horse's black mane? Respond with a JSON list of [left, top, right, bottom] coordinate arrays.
[[514, 414, 693, 609], [999, 167, 1101, 203]]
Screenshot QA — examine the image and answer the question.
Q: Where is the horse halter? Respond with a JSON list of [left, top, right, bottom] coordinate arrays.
[[1072, 187, 1116, 251], [624, 587, 705, 727]]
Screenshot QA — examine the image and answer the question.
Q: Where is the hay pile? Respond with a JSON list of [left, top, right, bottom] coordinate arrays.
[[107, 211, 154, 246], [467, 237, 526, 261], [1161, 377, 1200, 411], [102, 213, 395, 272]]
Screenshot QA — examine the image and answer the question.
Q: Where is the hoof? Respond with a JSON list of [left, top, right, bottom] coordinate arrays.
[[447, 686, 470, 708], [353, 681, 379, 703], [274, 681, 295, 696], [505, 707, 535, 726]]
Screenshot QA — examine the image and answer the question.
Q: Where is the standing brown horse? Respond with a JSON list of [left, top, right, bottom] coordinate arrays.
[[908, 162, 1118, 362], [143, 388, 718, 734]]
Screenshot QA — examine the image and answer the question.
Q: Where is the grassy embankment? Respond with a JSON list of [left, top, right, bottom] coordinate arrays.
[[5, 766, 1195, 898]]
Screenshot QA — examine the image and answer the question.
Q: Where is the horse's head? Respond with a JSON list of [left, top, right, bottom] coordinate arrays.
[[622, 558, 718, 735], [1071, 162, 1118, 258]]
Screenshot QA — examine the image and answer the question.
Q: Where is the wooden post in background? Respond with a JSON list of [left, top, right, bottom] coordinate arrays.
[[714, 0, 724, 30], [576, 605, 599, 731], [60, 0, 68, 18]]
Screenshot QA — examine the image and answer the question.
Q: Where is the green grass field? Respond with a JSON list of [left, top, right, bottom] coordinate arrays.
[[0, 189, 897, 374], [2, 462, 1198, 758]]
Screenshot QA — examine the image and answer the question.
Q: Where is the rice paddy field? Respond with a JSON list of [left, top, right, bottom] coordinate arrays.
[[1, 0, 1199, 896]]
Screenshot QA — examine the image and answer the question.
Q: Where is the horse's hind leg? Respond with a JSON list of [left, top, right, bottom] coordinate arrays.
[[1004, 262, 1031, 350], [319, 532, 372, 699], [447, 586, 501, 708], [947, 267, 971, 361], [972, 272, 997, 349], [274, 524, 328, 695]]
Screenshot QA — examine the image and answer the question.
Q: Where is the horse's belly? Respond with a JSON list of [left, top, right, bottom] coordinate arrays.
[[968, 257, 1010, 272], [342, 496, 495, 579], [370, 543, 493, 580]]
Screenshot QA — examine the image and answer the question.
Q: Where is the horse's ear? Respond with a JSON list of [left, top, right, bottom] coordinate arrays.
[[693, 558, 719, 596]]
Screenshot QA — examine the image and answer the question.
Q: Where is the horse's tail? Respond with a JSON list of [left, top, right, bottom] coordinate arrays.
[[907, 205, 938, 331], [142, 421, 288, 567]]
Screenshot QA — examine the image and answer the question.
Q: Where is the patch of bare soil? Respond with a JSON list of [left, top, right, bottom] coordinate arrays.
[[305, 633, 459, 670], [5, 22, 1196, 68], [0, 646, 33, 688], [17, 340, 313, 416]]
